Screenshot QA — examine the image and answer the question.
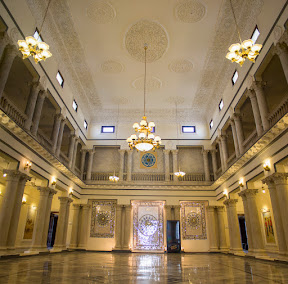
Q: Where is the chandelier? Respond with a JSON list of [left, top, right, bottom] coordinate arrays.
[[127, 45, 161, 152], [226, 0, 262, 66], [109, 171, 119, 182], [17, 0, 53, 63]]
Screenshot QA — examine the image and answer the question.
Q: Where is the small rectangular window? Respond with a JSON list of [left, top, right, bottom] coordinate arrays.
[[182, 126, 196, 133], [72, 100, 78, 112], [101, 126, 115, 133], [56, 71, 64, 87], [33, 28, 43, 42], [151, 127, 155, 133], [209, 120, 213, 129], [251, 26, 260, 44], [232, 70, 238, 85], [219, 99, 224, 111], [84, 120, 88, 130]]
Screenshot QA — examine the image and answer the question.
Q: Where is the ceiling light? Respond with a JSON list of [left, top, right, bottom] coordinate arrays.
[[17, 0, 53, 63], [174, 170, 186, 178], [226, 0, 262, 66], [127, 44, 161, 152], [109, 173, 120, 182]]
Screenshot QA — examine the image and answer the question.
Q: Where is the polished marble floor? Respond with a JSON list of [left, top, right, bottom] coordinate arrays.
[[0, 252, 287, 283]]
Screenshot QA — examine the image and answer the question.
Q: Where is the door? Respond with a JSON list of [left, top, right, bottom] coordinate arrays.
[[167, 220, 181, 253]]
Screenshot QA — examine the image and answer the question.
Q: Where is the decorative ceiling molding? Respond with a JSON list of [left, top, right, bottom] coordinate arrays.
[[169, 59, 193, 73], [125, 20, 169, 63], [132, 75, 162, 92], [175, 0, 206, 23], [86, 0, 116, 24], [101, 60, 124, 74]]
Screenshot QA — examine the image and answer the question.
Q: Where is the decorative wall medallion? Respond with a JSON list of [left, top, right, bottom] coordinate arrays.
[[90, 200, 116, 238], [139, 214, 158, 236], [125, 20, 169, 62], [86, 0, 116, 24], [141, 152, 157, 168], [132, 76, 162, 92], [175, 0, 206, 23], [180, 201, 207, 240], [101, 60, 124, 74], [169, 59, 193, 73]]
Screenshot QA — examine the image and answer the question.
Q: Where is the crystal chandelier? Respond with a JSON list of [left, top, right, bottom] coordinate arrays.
[[226, 0, 262, 66], [109, 171, 119, 182], [127, 45, 161, 152], [17, 0, 53, 63]]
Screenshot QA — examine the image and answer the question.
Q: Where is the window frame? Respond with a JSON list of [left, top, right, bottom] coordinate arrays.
[[182, 126, 196, 133], [209, 120, 213, 129], [101, 126, 115, 133], [219, 99, 224, 111], [251, 25, 260, 44], [232, 70, 238, 86], [84, 120, 88, 130], [33, 28, 43, 42], [72, 99, 78, 112], [56, 71, 64, 88]]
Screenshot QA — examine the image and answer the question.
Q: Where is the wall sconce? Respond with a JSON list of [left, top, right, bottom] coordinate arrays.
[[51, 177, 57, 186], [263, 160, 271, 171], [22, 196, 27, 204], [24, 161, 32, 170], [69, 188, 73, 196], [3, 173, 7, 177], [239, 178, 244, 187], [262, 186, 266, 193], [223, 189, 229, 198], [261, 207, 269, 213], [32, 205, 37, 210]]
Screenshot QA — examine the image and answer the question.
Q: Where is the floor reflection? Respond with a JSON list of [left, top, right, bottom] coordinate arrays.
[[0, 252, 287, 283]]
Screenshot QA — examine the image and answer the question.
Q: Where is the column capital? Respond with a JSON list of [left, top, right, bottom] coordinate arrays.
[[228, 119, 235, 127], [165, 205, 173, 209], [202, 149, 209, 155], [38, 89, 48, 99], [249, 80, 266, 91], [163, 149, 170, 155], [0, 31, 11, 45], [37, 187, 51, 196], [206, 206, 216, 212], [72, 204, 82, 209], [171, 149, 178, 155], [172, 205, 181, 210], [3, 169, 23, 180], [88, 149, 95, 154], [58, 196, 73, 204], [238, 188, 258, 199], [246, 89, 257, 99], [81, 204, 91, 210], [5, 44, 19, 57], [48, 188, 57, 196], [118, 149, 126, 155], [223, 199, 238, 207], [215, 206, 225, 212], [232, 112, 242, 121], [274, 41, 288, 57], [263, 172, 288, 186]]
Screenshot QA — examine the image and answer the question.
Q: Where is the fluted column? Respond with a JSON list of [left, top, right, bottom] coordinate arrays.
[[31, 90, 47, 136], [206, 206, 219, 252], [262, 175, 287, 256], [0, 170, 21, 250], [123, 205, 132, 250], [62, 198, 73, 248], [164, 150, 170, 182], [86, 149, 95, 180], [80, 149, 86, 178], [31, 187, 51, 250], [69, 204, 81, 249], [220, 135, 228, 170], [71, 138, 79, 171], [51, 113, 63, 153], [24, 81, 41, 131], [229, 120, 240, 158], [217, 139, 224, 172], [202, 150, 210, 181], [0, 31, 10, 58], [233, 113, 245, 154], [274, 42, 288, 83], [223, 199, 244, 255], [250, 80, 269, 131], [171, 150, 178, 182], [216, 206, 228, 252], [211, 149, 218, 180], [0, 45, 18, 99], [68, 134, 76, 168], [118, 150, 125, 181], [126, 150, 133, 182], [55, 118, 66, 157], [6, 173, 31, 250], [247, 90, 263, 136], [78, 204, 91, 249], [114, 205, 123, 250]]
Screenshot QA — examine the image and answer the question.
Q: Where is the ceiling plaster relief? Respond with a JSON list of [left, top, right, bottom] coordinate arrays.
[[169, 59, 193, 73], [125, 20, 169, 63], [132, 76, 162, 92], [101, 60, 124, 74], [191, 0, 263, 117], [86, 0, 116, 24], [175, 0, 206, 23]]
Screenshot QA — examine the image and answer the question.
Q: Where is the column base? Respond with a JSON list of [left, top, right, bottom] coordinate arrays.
[[209, 247, 220, 253], [229, 248, 245, 256], [20, 250, 40, 257], [220, 247, 229, 253]]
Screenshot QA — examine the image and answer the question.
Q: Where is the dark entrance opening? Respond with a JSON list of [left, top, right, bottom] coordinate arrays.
[[47, 212, 58, 249], [238, 215, 248, 251], [167, 220, 181, 253]]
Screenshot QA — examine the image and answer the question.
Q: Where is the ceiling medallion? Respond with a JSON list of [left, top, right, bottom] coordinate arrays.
[[86, 0, 116, 24], [169, 59, 193, 73], [132, 76, 162, 92], [127, 45, 162, 152], [125, 20, 168, 63], [101, 60, 124, 73], [175, 0, 206, 23]]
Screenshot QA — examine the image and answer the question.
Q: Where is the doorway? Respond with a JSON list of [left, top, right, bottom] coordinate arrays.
[[238, 215, 248, 251], [47, 213, 58, 249], [166, 220, 181, 253]]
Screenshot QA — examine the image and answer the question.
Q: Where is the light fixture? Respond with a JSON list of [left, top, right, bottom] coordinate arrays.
[[22, 196, 27, 204], [226, 0, 262, 66], [3, 173, 7, 177], [127, 44, 161, 152], [109, 171, 120, 183], [239, 178, 244, 187], [69, 188, 73, 196], [263, 160, 271, 171], [24, 161, 32, 170], [262, 187, 266, 194], [51, 177, 57, 186], [223, 189, 228, 198], [17, 0, 53, 63], [174, 170, 186, 178]]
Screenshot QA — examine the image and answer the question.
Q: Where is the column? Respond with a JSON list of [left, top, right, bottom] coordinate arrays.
[[262, 175, 287, 256], [123, 205, 132, 250], [53, 197, 70, 250], [165, 205, 172, 221], [217, 139, 225, 172], [55, 118, 66, 157], [78, 204, 91, 249], [68, 133, 76, 168], [220, 136, 228, 170], [51, 113, 63, 153], [0, 45, 18, 99], [71, 138, 79, 170], [233, 113, 245, 154], [6, 173, 31, 250], [229, 120, 240, 158], [0, 170, 21, 250], [0, 31, 10, 58], [250, 81, 269, 131], [31, 187, 51, 250], [211, 149, 218, 180], [274, 42, 288, 83], [126, 150, 133, 182], [80, 149, 87, 178], [114, 205, 123, 250], [86, 149, 95, 180], [41, 189, 57, 249], [24, 81, 41, 131], [247, 90, 263, 136], [171, 150, 178, 181], [164, 150, 170, 182], [174, 205, 181, 221], [206, 206, 219, 252], [69, 204, 81, 249], [121, 205, 126, 249], [202, 150, 210, 181], [216, 206, 228, 252], [118, 150, 125, 181], [62, 198, 73, 248], [30, 90, 47, 136], [223, 199, 244, 255]]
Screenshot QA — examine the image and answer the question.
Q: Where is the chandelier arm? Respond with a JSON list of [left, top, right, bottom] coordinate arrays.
[[144, 45, 147, 117], [229, 0, 242, 43], [38, 0, 53, 39]]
